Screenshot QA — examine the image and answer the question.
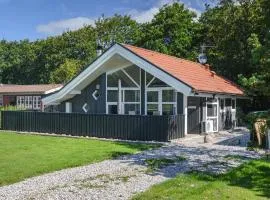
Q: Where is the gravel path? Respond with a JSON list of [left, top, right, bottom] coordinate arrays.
[[0, 141, 261, 200]]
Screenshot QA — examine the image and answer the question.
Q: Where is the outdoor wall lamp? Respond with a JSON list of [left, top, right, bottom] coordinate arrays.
[[92, 84, 100, 100]]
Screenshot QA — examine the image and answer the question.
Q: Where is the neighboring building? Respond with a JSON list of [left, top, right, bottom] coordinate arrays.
[[0, 84, 63, 110], [43, 44, 244, 134]]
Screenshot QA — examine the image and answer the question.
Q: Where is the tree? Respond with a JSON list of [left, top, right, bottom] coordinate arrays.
[[50, 59, 82, 84], [199, 0, 265, 81], [95, 14, 142, 49], [137, 2, 201, 60], [201, 0, 270, 109]]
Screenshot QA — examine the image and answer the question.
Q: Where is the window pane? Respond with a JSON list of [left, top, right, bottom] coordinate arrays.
[[107, 74, 118, 87], [225, 98, 231, 106], [146, 72, 154, 85], [124, 104, 140, 115], [108, 105, 118, 114], [107, 70, 137, 87], [147, 104, 159, 115], [147, 91, 158, 102], [124, 65, 140, 85], [207, 104, 217, 117], [232, 99, 236, 109], [162, 90, 175, 102], [149, 78, 168, 87], [220, 99, 224, 109], [162, 104, 174, 115], [124, 90, 140, 102], [107, 90, 118, 102]]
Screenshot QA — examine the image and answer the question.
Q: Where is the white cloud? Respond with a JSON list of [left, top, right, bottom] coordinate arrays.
[[188, 7, 201, 18], [129, 0, 173, 23], [129, 7, 159, 23], [36, 17, 95, 35], [129, 0, 201, 23]]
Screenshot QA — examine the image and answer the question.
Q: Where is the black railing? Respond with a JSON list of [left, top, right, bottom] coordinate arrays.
[[0, 111, 185, 142]]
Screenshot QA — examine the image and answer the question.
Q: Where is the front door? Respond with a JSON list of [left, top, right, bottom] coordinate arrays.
[[188, 106, 200, 134], [206, 98, 218, 132]]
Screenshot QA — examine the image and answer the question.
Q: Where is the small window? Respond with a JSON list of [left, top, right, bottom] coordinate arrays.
[[232, 99, 236, 109], [108, 105, 118, 114], [124, 104, 140, 115], [162, 104, 174, 115], [162, 90, 175, 102], [124, 90, 140, 102], [207, 104, 217, 117], [147, 91, 158, 102], [147, 104, 159, 115], [220, 99, 224, 110], [225, 98, 231, 107], [107, 90, 118, 102]]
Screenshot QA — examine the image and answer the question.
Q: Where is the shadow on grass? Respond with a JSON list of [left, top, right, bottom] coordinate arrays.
[[189, 158, 270, 199], [115, 141, 162, 152], [108, 142, 162, 159], [110, 151, 133, 158]]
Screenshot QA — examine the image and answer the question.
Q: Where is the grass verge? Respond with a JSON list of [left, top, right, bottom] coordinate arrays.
[[133, 158, 270, 200], [0, 131, 160, 186]]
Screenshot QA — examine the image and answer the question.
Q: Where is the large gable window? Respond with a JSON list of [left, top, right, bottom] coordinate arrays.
[[106, 65, 141, 115]]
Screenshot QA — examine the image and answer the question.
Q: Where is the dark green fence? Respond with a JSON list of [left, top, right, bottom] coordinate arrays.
[[1, 111, 185, 142]]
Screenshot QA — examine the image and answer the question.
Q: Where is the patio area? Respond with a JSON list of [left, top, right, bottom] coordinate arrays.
[[173, 127, 250, 147]]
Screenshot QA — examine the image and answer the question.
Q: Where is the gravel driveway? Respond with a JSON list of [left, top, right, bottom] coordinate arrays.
[[0, 138, 261, 200]]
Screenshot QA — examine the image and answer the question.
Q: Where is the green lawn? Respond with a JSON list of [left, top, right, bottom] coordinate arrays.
[[0, 131, 158, 186], [133, 159, 270, 200]]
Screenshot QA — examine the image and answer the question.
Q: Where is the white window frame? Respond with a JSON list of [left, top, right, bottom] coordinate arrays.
[[106, 66, 141, 115], [33, 96, 42, 110], [17, 96, 25, 109], [145, 71, 177, 115]]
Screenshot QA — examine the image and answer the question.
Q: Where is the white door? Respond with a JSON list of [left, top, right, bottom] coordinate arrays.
[[206, 98, 218, 132]]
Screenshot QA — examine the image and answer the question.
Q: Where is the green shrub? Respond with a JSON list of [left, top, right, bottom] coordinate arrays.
[[0, 105, 20, 111]]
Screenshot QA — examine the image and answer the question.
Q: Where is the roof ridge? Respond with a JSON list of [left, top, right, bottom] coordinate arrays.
[[123, 44, 203, 67]]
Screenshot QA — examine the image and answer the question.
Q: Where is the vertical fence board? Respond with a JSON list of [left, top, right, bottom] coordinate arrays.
[[0, 111, 185, 142]]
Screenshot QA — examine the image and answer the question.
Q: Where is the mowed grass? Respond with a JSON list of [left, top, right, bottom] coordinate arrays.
[[0, 131, 159, 186], [133, 159, 270, 200]]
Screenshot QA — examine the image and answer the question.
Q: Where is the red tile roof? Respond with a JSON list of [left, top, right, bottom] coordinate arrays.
[[124, 44, 244, 95], [0, 84, 63, 94]]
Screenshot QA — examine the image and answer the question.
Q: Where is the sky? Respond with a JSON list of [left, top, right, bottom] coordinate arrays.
[[0, 0, 214, 41]]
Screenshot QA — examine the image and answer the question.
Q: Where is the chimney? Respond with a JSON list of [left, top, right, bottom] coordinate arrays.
[[210, 71, 216, 77], [204, 64, 211, 71]]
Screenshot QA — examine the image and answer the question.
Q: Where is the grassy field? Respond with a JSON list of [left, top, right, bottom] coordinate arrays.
[[133, 159, 270, 200], [0, 131, 158, 186]]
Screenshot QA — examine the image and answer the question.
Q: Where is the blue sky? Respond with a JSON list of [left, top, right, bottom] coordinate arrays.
[[0, 0, 213, 41]]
